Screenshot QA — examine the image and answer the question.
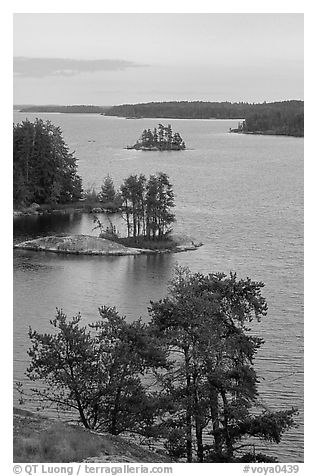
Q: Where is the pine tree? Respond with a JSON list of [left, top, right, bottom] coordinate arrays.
[[148, 268, 297, 462], [26, 307, 166, 435], [158, 124, 165, 147], [13, 119, 82, 206], [166, 124, 173, 150], [99, 174, 116, 203], [153, 127, 158, 145], [156, 172, 175, 237]]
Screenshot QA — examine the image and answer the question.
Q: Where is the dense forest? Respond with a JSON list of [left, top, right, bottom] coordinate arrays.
[[104, 100, 304, 137], [13, 119, 83, 206], [103, 99, 302, 118], [240, 105, 304, 137], [104, 100, 251, 119]]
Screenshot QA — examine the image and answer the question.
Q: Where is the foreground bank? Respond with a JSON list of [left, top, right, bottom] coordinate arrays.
[[14, 408, 172, 463]]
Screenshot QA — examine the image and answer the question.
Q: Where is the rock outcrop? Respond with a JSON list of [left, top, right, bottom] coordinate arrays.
[[14, 234, 203, 256], [14, 235, 143, 256]]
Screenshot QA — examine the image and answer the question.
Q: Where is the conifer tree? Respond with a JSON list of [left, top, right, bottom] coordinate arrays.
[[99, 174, 116, 203], [149, 268, 297, 462], [120, 173, 175, 240], [26, 307, 166, 435], [13, 119, 82, 206]]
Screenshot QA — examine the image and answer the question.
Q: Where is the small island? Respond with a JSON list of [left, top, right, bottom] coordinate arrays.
[[14, 233, 202, 255], [14, 169, 203, 256], [127, 124, 186, 151]]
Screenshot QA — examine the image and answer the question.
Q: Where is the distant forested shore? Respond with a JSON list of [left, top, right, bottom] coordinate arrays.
[[15, 100, 304, 137], [17, 105, 110, 114], [104, 100, 304, 137]]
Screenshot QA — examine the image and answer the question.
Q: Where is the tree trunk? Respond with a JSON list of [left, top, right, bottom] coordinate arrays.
[[74, 391, 90, 429], [186, 407, 192, 462], [184, 349, 193, 462], [209, 385, 222, 459], [193, 371, 204, 462], [191, 349, 204, 463], [132, 203, 137, 238], [111, 385, 122, 435], [220, 389, 234, 460], [123, 200, 131, 237]]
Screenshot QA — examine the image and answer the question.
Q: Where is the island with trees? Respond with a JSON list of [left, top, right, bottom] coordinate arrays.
[[13, 119, 198, 253], [15, 171, 202, 254], [127, 124, 186, 151]]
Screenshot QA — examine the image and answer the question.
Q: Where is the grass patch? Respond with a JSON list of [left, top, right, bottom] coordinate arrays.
[[13, 408, 171, 463], [14, 417, 109, 463]]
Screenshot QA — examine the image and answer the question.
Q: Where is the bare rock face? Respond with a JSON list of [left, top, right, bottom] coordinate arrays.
[[14, 235, 142, 256], [14, 234, 203, 256]]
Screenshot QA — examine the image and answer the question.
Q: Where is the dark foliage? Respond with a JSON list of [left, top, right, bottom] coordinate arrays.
[[131, 124, 185, 150], [103, 100, 303, 136], [241, 102, 304, 136], [13, 119, 83, 206], [120, 172, 175, 240], [27, 307, 166, 435], [148, 267, 298, 462]]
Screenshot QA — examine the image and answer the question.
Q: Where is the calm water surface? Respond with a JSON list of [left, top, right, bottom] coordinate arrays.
[[13, 112, 304, 461]]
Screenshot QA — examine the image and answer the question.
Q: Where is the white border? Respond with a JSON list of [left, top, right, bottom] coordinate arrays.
[[4, 3, 311, 474]]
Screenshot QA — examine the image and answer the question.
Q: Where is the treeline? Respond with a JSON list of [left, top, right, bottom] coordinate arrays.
[[104, 100, 251, 119], [18, 105, 110, 114], [23, 268, 297, 463], [241, 103, 304, 136], [13, 119, 82, 206], [17, 101, 304, 136], [103, 99, 301, 118], [104, 100, 303, 137]]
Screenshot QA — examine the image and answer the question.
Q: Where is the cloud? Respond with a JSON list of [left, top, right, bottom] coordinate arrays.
[[14, 57, 147, 78]]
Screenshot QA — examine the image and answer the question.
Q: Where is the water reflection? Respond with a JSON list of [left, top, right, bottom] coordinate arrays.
[[13, 212, 84, 243]]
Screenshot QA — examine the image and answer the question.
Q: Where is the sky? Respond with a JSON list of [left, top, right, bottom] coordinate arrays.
[[13, 13, 304, 106]]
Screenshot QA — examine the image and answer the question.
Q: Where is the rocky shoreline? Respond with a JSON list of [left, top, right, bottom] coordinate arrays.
[[14, 234, 203, 256]]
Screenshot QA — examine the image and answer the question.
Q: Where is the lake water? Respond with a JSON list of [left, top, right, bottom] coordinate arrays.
[[13, 112, 304, 462]]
